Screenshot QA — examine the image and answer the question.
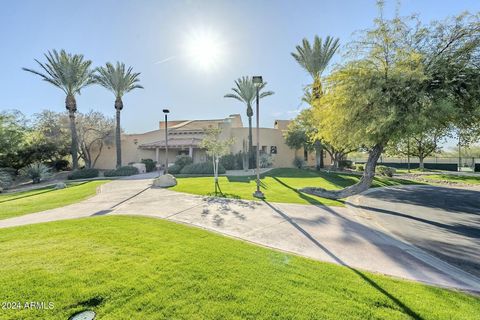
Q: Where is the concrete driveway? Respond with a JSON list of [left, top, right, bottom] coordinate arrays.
[[1, 175, 479, 292], [349, 185, 480, 280]]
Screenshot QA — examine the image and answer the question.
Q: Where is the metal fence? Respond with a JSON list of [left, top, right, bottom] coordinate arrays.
[[347, 156, 480, 172]]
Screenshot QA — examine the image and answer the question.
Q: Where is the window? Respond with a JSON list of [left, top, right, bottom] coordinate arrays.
[[304, 149, 308, 161], [270, 146, 277, 154]]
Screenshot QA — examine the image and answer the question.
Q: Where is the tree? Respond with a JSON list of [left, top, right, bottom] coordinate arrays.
[[94, 62, 143, 168], [386, 129, 447, 170], [291, 35, 340, 100], [225, 77, 274, 168], [301, 7, 480, 199], [291, 35, 340, 168], [200, 127, 234, 195], [0, 110, 27, 169], [23, 50, 95, 170], [76, 111, 115, 168]]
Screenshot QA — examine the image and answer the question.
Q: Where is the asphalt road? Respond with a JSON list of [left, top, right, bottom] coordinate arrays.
[[355, 185, 480, 279]]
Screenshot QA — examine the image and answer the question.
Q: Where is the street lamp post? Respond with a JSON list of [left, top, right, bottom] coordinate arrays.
[[252, 76, 264, 199], [163, 109, 170, 175]]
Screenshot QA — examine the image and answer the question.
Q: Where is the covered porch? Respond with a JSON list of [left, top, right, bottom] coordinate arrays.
[[139, 138, 206, 165]]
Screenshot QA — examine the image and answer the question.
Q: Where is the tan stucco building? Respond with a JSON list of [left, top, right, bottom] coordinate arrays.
[[93, 114, 329, 170]]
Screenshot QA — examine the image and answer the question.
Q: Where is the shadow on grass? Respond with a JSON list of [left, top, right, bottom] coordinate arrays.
[[272, 176, 344, 206], [263, 200, 424, 320], [0, 181, 92, 204], [227, 176, 252, 183]]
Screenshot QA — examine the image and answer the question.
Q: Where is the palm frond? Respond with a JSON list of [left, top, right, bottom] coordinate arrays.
[[93, 61, 143, 98], [24, 49, 95, 96]]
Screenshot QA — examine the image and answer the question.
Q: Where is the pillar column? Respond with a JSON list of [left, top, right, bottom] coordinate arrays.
[[155, 147, 159, 162], [189, 146, 193, 158]]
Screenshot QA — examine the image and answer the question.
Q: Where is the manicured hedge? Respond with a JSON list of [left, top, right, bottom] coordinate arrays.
[[167, 164, 182, 174], [180, 162, 226, 175], [141, 159, 156, 172], [475, 163, 480, 172], [104, 166, 139, 177], [68, 168, 99, 180]]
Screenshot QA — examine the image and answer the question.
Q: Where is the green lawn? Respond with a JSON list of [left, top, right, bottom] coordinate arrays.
[[424, 174, 480, 185], [0, 216, 477, 319], [171, 168, 420, 206], [0, 180, 109, 220]]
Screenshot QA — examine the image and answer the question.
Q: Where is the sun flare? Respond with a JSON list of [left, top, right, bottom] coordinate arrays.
[[184, 28, 225, 71]]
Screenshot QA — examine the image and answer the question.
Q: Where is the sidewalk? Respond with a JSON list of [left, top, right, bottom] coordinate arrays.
[[1, 175, 478, 292]]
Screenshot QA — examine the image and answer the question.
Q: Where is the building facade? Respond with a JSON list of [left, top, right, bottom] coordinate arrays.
[[93, 114, 330, 170]]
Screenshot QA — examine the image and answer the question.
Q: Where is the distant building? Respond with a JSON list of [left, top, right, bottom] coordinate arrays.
[[93, 114, 330, 169]]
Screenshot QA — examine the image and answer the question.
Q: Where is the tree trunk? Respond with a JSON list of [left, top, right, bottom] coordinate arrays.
[[115, 97, 123, 168], [301, 144, 384, 199], [419, 157, 424, 170], [66, 94, 79, 170], [315, 142, 322, 170]]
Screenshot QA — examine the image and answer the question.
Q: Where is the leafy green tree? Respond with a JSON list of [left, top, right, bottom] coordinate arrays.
[[224, 77, 274, 168], [23, 50, 95, 169], [0, 110, 27, 169], [200, 127, 234, 195], [386, 129, 447, 170], [291, 35, 340, 100], [301, 8, 480, 199], [94, 62, 143, 167]]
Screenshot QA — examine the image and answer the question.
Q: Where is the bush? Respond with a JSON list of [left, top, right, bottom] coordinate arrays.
[[68, 168, 99, 180], [339, 160, 354, 169], [180, 162, 226, 175], [0, 171, 13, 190], [293, 157, 305, 169], [259, 154, 274, 168], [0, 167, 17, 177], [376, 165, 396, 177], [20, 162, 51, 184], [104, 166, 139, 177], [48, 159, 70, 171], [167, 164, 182, 175], [219, 154, 236, 170], [141, 159, 157, 172], [355, 164, 365, 172], [174, 155, 193, 168]]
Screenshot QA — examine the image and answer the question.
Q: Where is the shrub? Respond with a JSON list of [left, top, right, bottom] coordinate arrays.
[[0, 171, 13, 190], [219, 154, 236, 170], [68, 168, 99, 180], [104, 166, 139, 177], [20, 162, 51, 184], [355, 164, 365, 172], [167, 164, 182, 175], [174, 155, 193, 168], [293, 157, 305, 169], [141, 159, 157, 172], [235, 152, 248, 170], [180, 162, 226, 175], [376, 165, 396, 177], [48, 159, 70, 171], [339, 160, 354, 169], [259, 154, 274, 168], [0, 167, 17, 177]]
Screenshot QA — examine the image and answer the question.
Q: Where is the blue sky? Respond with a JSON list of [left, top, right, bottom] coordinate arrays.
[[2, 0, 479, 139]]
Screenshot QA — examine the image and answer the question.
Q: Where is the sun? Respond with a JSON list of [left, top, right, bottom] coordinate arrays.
[[184, 28, 225, 71]]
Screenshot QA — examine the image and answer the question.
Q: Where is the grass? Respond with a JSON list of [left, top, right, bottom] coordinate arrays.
[[171, 168, 420, 206], [423, 174, 480, 185], [0, 180, 109, 220], [0, 216, 478, 320]]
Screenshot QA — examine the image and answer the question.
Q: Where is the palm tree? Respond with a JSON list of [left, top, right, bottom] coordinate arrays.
[[94, 62, 143, 168], [291, 35, 340, 100], [225, 77, 274, 168], [23, 50, 95, 170]]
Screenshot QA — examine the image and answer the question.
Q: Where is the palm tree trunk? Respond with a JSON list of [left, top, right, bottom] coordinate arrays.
[[115, 97, 123, 168], [301, 144, 384, 199], [66, 94, 79, 170]]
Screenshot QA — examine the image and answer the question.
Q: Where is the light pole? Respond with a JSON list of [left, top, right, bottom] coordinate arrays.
[[252, 76, 264, 199], [163, 109, 170, 175]]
